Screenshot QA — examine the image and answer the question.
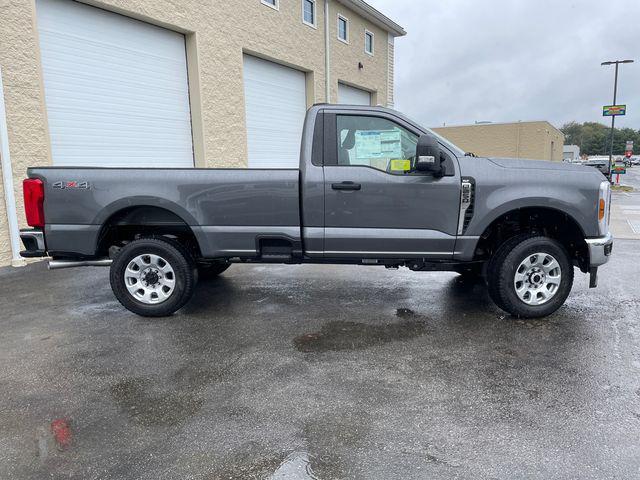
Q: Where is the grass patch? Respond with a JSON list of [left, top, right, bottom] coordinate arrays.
[[612, 185, 634, 192]]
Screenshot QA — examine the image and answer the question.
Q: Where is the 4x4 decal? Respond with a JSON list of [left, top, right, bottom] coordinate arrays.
[[52, 181, 90, 190]]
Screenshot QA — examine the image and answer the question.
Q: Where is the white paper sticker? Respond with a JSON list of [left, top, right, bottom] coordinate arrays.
[[355, 130, 402, 159]]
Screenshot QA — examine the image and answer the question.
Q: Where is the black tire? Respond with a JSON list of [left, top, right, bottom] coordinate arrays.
[[110, 237, 197, 317], [198, 262, 231, 280], [486, 235, 530, 312], [487, 235, 574, 318]]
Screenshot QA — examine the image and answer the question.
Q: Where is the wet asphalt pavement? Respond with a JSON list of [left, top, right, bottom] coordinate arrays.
[[611, 167, 640, 239], [1, 240, 640, 479]]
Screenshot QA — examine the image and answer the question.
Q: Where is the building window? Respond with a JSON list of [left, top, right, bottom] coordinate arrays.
[[303, 0, 316, 27], [365, 30, 374, 55], [261, 0, 279, 10], [337, 15, 349, 43]]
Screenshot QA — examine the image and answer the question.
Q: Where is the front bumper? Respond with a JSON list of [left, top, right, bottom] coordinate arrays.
[[585, 232, 613, 267], [20, 229, 47, 258]]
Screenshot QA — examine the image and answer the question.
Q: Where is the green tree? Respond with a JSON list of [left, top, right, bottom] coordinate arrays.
[[561, 121, 583, 147], [560, 122, 640, 156]]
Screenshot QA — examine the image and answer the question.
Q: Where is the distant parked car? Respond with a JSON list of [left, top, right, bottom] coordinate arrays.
[[583, 159, 609, 175], [631, 157, 640, 166]]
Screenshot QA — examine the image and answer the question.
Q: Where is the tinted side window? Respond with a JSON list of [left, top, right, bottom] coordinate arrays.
[[336, 115, 419, 174]]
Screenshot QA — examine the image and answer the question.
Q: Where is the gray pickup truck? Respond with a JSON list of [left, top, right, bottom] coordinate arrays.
[[20, 105, 613, 318]]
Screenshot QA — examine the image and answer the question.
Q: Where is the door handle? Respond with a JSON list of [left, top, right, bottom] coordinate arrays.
[[331, 181, 362, 191]]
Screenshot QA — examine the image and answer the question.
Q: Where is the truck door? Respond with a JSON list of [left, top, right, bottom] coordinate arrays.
[[322, 111, 461, 259]]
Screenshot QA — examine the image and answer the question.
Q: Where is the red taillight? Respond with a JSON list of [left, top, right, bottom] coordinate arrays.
[[23, 178, 45, 228]]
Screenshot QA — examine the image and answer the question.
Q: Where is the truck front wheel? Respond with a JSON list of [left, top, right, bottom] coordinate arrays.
[[487, 235, 574, 318], [110, 237, 197, 317]]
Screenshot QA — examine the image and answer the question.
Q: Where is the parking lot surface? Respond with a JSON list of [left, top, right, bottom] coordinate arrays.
[[1, 236, 639, 479], [611, 167, 640, 239]]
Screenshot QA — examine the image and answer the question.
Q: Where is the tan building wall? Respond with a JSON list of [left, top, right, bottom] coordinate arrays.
[[328, 1, 388, 105], [433, 121, 565, 162], [0, 162, 9, 266], [0, 0, 403, 267]]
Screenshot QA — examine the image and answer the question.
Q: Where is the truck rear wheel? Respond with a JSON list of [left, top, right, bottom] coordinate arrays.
[[487, 235, 574, 318], [110, 237, 196, 317]]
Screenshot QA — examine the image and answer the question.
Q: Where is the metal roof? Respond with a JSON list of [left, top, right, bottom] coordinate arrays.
[[337, 0, 407, 37]]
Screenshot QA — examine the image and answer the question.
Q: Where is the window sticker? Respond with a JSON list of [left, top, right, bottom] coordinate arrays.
[[355, 130, 403, 160], [355, 131, 381, 159]]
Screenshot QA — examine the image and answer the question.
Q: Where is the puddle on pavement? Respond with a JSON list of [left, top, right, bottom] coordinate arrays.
[[268, 451, 319, 479], [213, 413, 369, 478], [211, 445, 312, 480], [110, 378, 203, 426], [294, 310, 427, 353], [213, 455, 284, 480], [300, 412, 370, 478]]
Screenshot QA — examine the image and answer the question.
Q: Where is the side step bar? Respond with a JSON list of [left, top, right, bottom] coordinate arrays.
[[48, 259, 113, 270]]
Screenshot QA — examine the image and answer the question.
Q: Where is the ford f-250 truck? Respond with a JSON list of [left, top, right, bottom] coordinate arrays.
[[19, 105, 613, 318]]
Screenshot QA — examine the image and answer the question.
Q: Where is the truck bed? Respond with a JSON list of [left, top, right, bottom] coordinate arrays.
[[28, 167, 301, 258]]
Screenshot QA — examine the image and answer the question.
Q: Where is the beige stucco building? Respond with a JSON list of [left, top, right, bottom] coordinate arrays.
[[433, 121, 565, 162], [0, 0, 405, 267]]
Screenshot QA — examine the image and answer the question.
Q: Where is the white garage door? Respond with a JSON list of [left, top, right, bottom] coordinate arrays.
[[338, 83, 371, 106], [243, 55, 307, 169], [36, 0, 194, 167]]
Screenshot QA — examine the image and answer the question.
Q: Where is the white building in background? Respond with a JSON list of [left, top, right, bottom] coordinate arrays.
[[563, 145, 580, 161]]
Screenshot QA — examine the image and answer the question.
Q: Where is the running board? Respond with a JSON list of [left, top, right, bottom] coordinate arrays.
[[259, 254, 295, 263]]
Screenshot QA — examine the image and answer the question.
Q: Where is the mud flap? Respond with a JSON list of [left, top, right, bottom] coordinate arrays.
[[589, 267, 598, 288]]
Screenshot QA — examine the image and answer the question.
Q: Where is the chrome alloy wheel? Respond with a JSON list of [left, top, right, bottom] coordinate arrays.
[[513, 252, 562, 306], [124, 254, 176, 305]]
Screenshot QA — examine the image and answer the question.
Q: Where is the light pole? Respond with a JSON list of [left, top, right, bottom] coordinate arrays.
[[601, 59, 634, 180]]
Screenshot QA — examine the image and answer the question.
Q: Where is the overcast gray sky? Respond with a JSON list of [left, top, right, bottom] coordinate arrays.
[[367, 0, 639, 130]]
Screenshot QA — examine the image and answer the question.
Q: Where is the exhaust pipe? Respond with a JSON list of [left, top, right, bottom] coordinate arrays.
[[48, 259, 113, 270]]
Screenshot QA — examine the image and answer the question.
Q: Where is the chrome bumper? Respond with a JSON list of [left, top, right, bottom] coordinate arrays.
[[585, 232, 613, 267]]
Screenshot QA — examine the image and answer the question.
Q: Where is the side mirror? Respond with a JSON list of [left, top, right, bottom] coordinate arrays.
[[415, 133, 443, 176]]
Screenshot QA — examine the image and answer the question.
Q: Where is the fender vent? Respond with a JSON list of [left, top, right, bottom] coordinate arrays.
[[458, 178, 475, 235]]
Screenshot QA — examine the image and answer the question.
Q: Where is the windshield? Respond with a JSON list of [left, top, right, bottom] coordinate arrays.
[[425, 127, 466, 157], [397, 110, 466, 157]]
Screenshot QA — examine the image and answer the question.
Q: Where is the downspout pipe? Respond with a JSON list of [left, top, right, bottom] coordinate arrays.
[[0, 66, 26, 267], [324, 0, 331, 103]]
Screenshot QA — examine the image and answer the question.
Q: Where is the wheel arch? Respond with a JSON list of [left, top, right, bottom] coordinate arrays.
[[92, 196, 199, 226], [468, 194, 593, 238], [95, 203, 203, 259], [473, 206, 590, 272]]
